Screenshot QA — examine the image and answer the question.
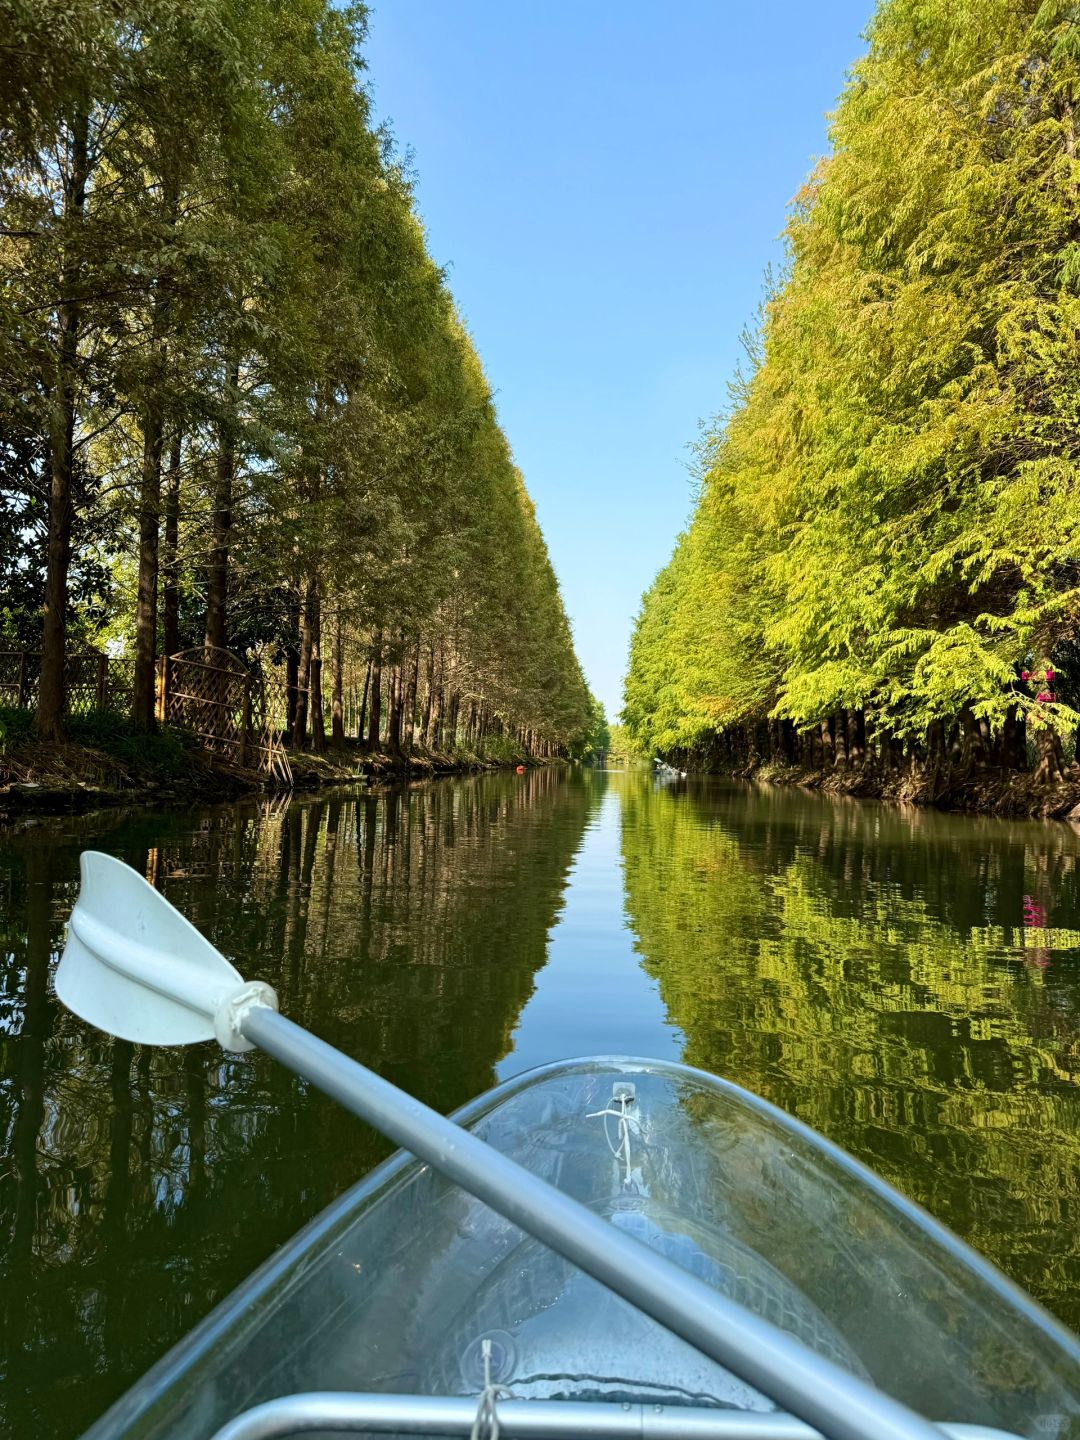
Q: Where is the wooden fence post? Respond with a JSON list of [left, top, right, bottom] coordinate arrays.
[[17, 651, 28, 709], [240, 679, 252, 767], [155, 656, 167, 723], [96, 652, 108, 710]]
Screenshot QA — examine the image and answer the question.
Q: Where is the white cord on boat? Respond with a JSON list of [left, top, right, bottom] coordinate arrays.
[[469, 1338, 509, 1440], [587, 1091, 635, 1187]]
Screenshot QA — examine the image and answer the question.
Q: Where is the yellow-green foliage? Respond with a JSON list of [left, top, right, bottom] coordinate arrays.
[[620, 780, 1080, 1319], [625, 0, 1080, 754]]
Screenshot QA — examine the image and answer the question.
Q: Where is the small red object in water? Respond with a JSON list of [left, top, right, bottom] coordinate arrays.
[[1023, 895, 1047, 927], [515, 764, 526, 774]]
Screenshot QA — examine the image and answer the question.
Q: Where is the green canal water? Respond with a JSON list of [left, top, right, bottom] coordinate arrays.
[[1, 768, 1079, 1435]]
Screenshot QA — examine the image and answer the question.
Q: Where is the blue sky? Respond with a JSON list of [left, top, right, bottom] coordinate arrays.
[[365, 2, 872, 720]]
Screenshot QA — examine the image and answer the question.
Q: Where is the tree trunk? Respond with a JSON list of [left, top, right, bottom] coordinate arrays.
[[404, 639, 421, 752], [782, 718, 797, 763], [308, 577, 325, 754], [947, 718, 962, 766], [766, 719, 779, 762], [420, 640, 435, 747], [819, 716, 835, 769], [833, 711, 848, 770], [204, 357, 238, 651], [357, 658, 371, 742], [132, 389, 164, 726], [132, 384, 167, 728], [1001, 705, 1028, 772], [285, 589, 300, 743], [37, 106, 90, 740], [850, 709, 866, 766], [366, 630, 383, 751], [428, 643, 444, 749], [162, 433, 182, 663], [331, 608, 345, 746], [959, 704, 986, 769], [132, 178, 177, 729], [1033, 724, 1065, 786], [978, 714, 993, 759], [386, 662, 403, 754], [294, 579, 315, 747]]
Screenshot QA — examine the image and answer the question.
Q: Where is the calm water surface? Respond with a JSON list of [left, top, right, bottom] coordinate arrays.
[[1, 769, 1078, 1435]]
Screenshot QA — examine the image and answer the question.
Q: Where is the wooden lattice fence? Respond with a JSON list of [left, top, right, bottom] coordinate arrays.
[[0, 650, 133, 716], [158, 647, 292, 783], [2, 645, 292, 783]]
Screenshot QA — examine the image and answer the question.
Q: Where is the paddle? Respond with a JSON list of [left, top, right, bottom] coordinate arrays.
[[57, 851, 945, 1440]]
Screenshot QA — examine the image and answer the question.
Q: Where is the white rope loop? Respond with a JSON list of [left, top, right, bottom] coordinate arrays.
[[470, 1338, 510, 1440], [587, 1091, 635, 1187]]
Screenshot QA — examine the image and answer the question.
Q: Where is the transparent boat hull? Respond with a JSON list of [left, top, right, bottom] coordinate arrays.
[[84, 1058, 1080, 1440]]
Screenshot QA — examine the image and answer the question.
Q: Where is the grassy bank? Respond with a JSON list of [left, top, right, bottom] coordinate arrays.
[[0, 707, 226, 818], [0, 708, 545, 822]]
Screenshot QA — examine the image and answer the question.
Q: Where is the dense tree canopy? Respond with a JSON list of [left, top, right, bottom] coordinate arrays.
[[0, 0, 595, 756], [624, 0, 1080, 788]]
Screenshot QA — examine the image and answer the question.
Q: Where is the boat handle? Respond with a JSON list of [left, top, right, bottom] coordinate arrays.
[[209, 1392, 1026, 1440]]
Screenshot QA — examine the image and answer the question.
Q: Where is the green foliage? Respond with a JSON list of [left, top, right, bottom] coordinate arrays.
[[0, 702, 199, 774], [607, 723, 648, 763], [476, 733, 525, 765], [0, 0, 592, 754], [624, 0, 1080, 771], [65, 710, 199, 773], [0, 705, 30, 748], [566, 693, 609, 762]]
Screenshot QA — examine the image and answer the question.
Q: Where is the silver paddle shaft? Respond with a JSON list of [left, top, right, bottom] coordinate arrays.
[[242, 1007, 945, 1440]]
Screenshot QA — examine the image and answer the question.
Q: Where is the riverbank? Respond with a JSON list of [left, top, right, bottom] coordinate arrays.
[[743, 756, 1080, 821], [0, 711, 541, 823]]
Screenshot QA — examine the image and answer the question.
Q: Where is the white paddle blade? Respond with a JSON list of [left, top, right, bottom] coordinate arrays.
[[56, 852, 249, 1046]]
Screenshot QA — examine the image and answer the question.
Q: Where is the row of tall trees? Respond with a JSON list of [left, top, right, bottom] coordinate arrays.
[[624, 0, 1080, 785], [0, 0, 595, 755]]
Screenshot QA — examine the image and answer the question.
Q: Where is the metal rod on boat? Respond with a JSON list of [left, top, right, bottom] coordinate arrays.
[[209, 1393, 1022, 1440], [56, 853, 949, 1440], [212, 1395, 822, 1440], [243, 1006, 946, 1440]]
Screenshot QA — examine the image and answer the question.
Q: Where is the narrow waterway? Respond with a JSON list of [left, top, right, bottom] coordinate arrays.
[[1, 769, 1078, 1437]]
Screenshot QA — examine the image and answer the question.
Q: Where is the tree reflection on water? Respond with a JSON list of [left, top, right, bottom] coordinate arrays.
[[0, 769, 600, 1438], [2, 770, 1078, 1439], [620, 779, 1080, 1330]]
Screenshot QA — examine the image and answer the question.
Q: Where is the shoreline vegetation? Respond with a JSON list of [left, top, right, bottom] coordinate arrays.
[[1, 2, 605, 783], [622, 1, 1080, 819], [749, 753, 1080, 822], [0, 714, 559, 823], [608, 728, 1080, 822]]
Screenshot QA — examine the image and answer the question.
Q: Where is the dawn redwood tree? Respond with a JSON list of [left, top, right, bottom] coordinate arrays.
[[625, 0, 1080, 779], [122, 4, 260, 725], [1, 0, 596, 759]]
